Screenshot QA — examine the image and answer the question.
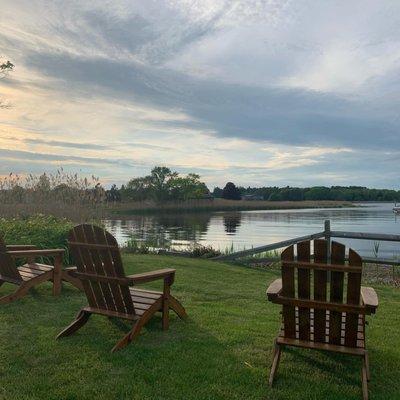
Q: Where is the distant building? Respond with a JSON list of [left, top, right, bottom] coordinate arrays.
[[241, 194, 264, 201]]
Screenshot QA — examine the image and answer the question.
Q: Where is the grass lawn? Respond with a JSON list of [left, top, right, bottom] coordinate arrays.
[[1, 255, 399, 400]]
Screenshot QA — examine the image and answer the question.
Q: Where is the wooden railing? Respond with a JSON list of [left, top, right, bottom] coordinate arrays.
[[213, 220, 400, 265]]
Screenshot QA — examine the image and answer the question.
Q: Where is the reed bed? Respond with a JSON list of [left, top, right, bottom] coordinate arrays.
[[111, 198, 352, 215], [0, 170, 106, 221]]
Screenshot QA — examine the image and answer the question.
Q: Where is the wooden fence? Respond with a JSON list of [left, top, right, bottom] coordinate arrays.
[[213, 220, 400, 265]]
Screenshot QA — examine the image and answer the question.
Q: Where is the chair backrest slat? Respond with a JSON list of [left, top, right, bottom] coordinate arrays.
[[70, 225, 105, 308], [329, 241, 345, 345], [0, 237, 22, 284], [83, 224, 116, 311], [345, 248, 362, 346], [280, 239, 363, 348], [281, 245, 296, 339], [92, 225, 134, 314], [313, 239, 328, 342], [68, 225, 135, 316], [297, 241, 311, 341]]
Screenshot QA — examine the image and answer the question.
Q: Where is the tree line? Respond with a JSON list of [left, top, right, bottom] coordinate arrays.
[[213, 183, 400, 202], [1, 167, 399, 204]]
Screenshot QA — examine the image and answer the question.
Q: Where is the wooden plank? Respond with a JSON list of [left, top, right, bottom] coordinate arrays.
[[313, 239, 328, 343], [297, 241, 310, 341], [284, 261, 361, 273], [329, 241, 345, 345], [82, 306, 137, 321], [68, 227, 98, 308], [131, 295, 156, 305], [361, 287, 378, 314], [71, 272, 131, 284], [68, 241, 119, 250], [276, 336, 366, 356], [7, 249, 64, 257], [266, 279, 282, 301], [129, 287, 162, 299], [127, 269, 175, 284], [78, 225, 106, 309], [94, 226, 134, 314], [281, 245, 296, 338], [274, 296, 367, 314], [17, 266, 43, 276], [23, 263, 53, 272], [214, 231, 326, 260], [0, 237, 22, 283], [18, 270, 39, 280], [83, 224, 116, 312], [345, 248, 363, 347], [131, 287, 163, 297], [6, 245, 37, 251]]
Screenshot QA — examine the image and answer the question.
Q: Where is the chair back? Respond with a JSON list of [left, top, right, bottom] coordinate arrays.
[[68, 224, 135, 316], [280, 239, 363, 347], [0, 236, 22, 284]]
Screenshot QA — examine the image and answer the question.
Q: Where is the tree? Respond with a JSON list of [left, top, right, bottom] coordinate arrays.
[[124, 166, 210, 203], [169, 173, 209, 201], [212, 187, 223, 198], [222, 182, 241, 200]]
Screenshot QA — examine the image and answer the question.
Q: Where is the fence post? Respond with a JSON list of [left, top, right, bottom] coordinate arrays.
[[324, 220, 331, 281]]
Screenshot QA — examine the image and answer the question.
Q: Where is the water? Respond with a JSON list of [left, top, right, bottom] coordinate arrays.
[[104, 203, 400, 259]]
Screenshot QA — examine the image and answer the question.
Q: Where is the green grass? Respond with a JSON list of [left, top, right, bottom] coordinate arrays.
[[0, 255, 399, 400]]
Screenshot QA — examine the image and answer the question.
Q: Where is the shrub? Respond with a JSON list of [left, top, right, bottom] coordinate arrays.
[[0, 215, 74, 264]]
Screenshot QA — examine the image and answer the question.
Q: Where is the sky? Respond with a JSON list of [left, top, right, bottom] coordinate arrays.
[[0, 0, 400, 189]]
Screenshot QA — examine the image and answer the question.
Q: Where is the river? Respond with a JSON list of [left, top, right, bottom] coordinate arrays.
[[104, 202, 400, 259]]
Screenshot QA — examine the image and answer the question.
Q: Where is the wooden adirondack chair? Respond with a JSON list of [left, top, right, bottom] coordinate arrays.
[[266, 239, 378, 400], [57, 224, 187, 352], [0, 237, 64, 303]]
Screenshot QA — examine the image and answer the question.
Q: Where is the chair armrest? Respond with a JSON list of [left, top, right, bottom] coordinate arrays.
[[6, 245, 37, 251], [361, 286, 378, 314], [8, 249, 65, 258], [266, 279, 282, 302], [127, 268, 176, 284]]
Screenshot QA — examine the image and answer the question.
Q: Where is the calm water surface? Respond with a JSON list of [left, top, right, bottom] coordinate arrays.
[[104, 203, 400, 258]]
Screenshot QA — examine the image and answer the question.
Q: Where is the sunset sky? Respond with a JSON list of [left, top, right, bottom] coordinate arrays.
[[1, 0, 400, 188]]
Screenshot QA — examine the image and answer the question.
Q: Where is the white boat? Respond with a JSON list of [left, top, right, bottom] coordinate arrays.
[[393, 203, 400, 213]]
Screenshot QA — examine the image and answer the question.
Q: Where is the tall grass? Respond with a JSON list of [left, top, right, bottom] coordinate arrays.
[[112, 198, 352, 215], [0, 169, 106, 221]]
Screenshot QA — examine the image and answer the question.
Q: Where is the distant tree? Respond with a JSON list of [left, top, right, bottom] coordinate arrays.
[[212, 187, 223, 198], [222, 182, 241, 200], [169, 173, 209, 201], [123, 166, 209, 203], [106, 184, 121, 202]]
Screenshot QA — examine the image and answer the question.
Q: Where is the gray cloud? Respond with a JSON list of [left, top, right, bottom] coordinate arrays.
[[26, 51, 400, 151], [24, 138, 108, 150]]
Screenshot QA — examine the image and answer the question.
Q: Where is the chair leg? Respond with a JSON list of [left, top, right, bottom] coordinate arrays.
[[111, 312, 154, 353], [56, 309, 91, 339], [269, 343, 282, 387], [364, 352, 370, 381], [168, 295, 188, 320], [162, 297, 170, 331], [0, 283, 31, 304], [362, 355, 369, 400], [52, 255, 62, 296]]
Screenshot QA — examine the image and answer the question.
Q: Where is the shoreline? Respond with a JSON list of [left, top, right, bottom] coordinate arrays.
[[108, 199, 354, 216]]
